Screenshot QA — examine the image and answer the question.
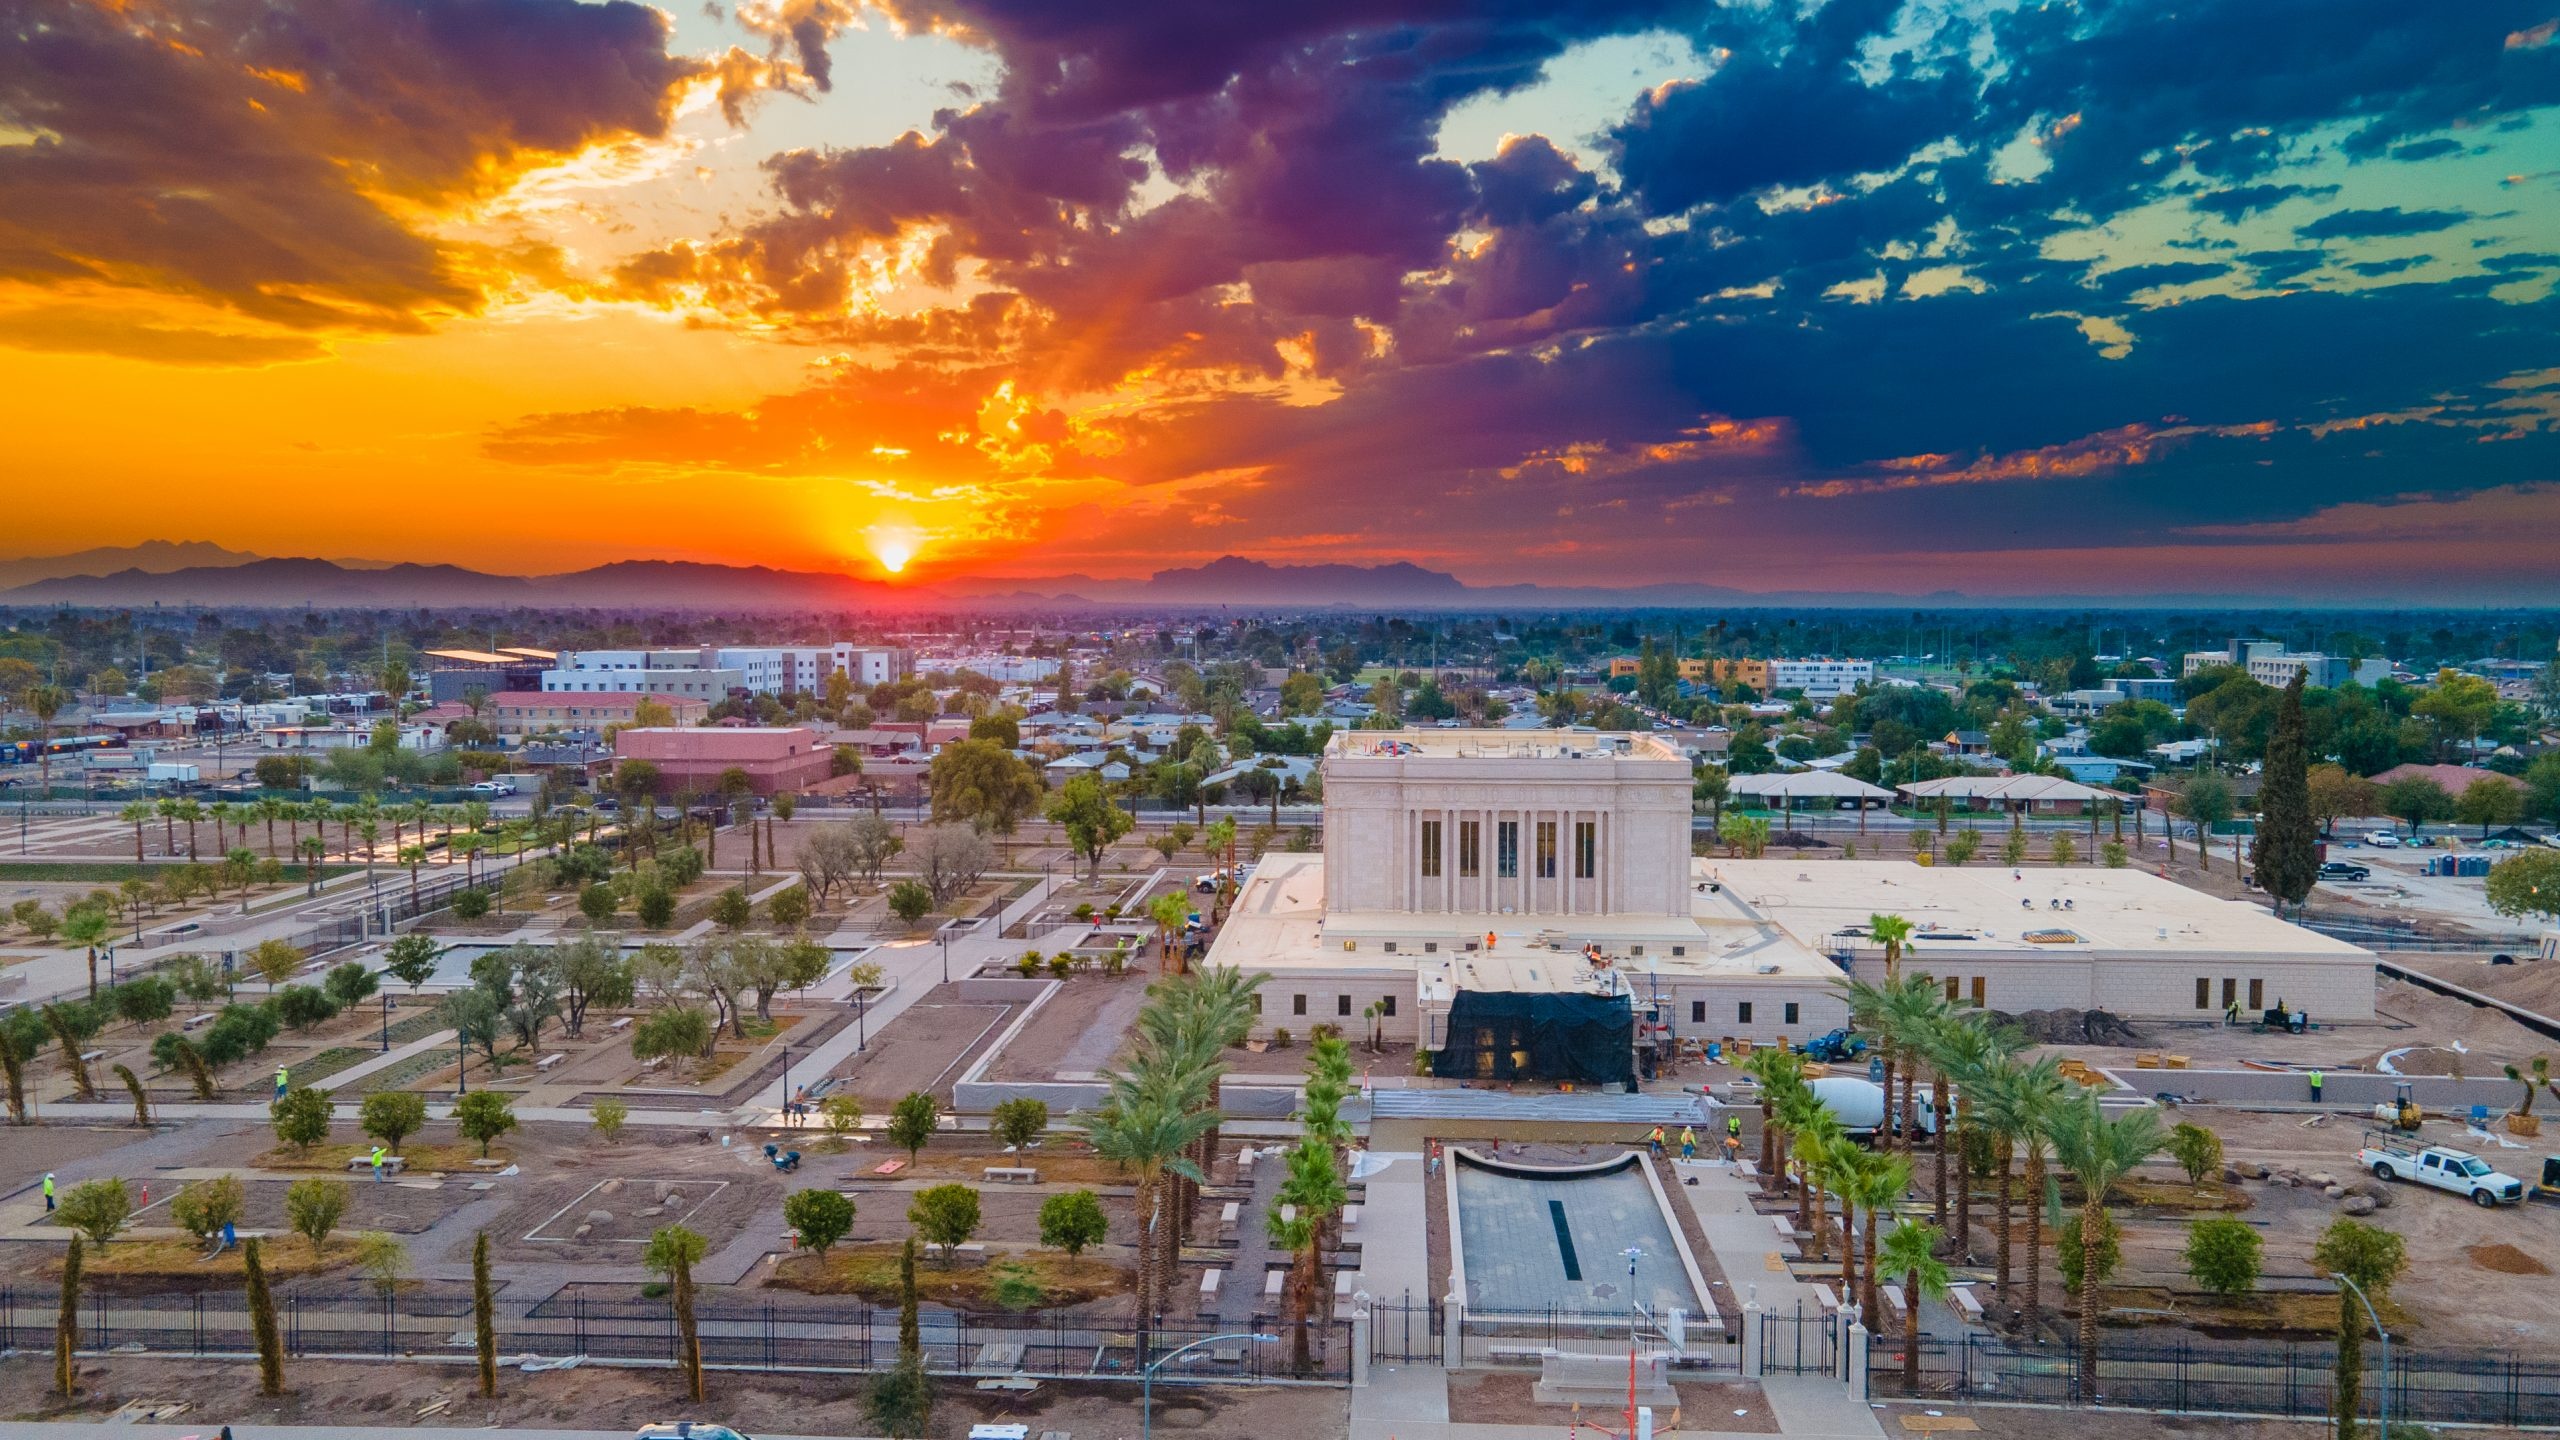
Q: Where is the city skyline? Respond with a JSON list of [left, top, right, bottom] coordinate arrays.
[[6, 1, 2558, 598]]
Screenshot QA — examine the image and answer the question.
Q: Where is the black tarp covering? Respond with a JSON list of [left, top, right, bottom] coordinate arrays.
[[1432, 989, 1636, 1090]]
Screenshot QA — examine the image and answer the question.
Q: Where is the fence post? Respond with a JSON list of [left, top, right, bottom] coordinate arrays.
[[1442, 1291, 1465, 1369], [1847, 1321, 1871, 1401], [1740, 1294, 1763, 1380], [1351, 1301, 1371, 1388]]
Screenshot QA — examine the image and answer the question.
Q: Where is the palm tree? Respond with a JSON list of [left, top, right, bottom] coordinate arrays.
[[255, 797, 283, 858], [1080, 1082, 1215, 1324], [174, 798, 203, 860], [1924, 1014, 2015, 1247], [61, 908, 112, 1002], [2046, 1091, 2165, 1402], [119, 800, 154, 863], [1845, 1148, 1913, 1321], [1779, 1091, 1844, 1257], [207, 800, 236, 855], [360, 819, 381, 880], [400, 845, 428, 909], [1883, 978, 1951, 1160], [25, 683, 71, 796], [1878, 1218, 1953, 1394], [283, 799, 304, 858], [156, 796, 181, 854], [1743, 1046, 1807, 1183], [1869, 912, 1914, 981], [1269, 1136, 1348, 1374], [2009, 1058, 2071, 1332]]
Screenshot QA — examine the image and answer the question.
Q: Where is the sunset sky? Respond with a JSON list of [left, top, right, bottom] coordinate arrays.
[[5, 0, 2558, 597]]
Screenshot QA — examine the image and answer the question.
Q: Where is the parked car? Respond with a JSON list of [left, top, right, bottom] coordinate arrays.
[[635, 1425, 754, 1440], [2366, 830, 2401, 848], [466, 780, 508, 794], [2357, 1138, 2524, 1206], [2319, 861, 2372, 882]]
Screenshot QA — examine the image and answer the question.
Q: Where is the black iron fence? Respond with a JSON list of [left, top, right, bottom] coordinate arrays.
[[1368, 1293, 1439, 1363], [1, 1283, 1352, 1385], [1758, 1301, 1837, 1375], [1878, 1333, 2560, 1427]]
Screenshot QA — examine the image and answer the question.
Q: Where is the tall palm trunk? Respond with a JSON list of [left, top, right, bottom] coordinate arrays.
[[1931, 1073, 1950, 1231], [1951, 1096, 1972, 1254], [1838, 1195, 1859, 1318], [1861, 1201, 1881, 1320], [2074, 1194, 2103, 1403], [1879, 1049, 1899, 1152], [1758, 1099, 1775, 1179], [1903, 1269, 1924, 1392], [2023, 1148, 2049, 1334], [1993, 1139, 2015, 1308], [1798, 1161, 1821, 1258]]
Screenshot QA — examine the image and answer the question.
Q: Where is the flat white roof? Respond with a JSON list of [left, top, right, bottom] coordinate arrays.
[[1201, 853, 1841, 987], [1700, 859, 2372, 960], [1728, 771, 1894, 799], [1327, 728, 1682, 762], [1898, 774, 2109, 803]]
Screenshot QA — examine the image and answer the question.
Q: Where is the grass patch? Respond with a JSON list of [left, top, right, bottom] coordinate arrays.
[[769, 1244, 1128, 1311], [2115, 1179, 2254, 1212], [0, 861, 357, 883], [66, 1235, 362, 1280], [228, 1046, 374, 1097], [891, 1149, 1128, 1188], [2103, 1286, 2412, 1334], [339, 1050, 453, 1096], [254, 1141, 511, 1173]]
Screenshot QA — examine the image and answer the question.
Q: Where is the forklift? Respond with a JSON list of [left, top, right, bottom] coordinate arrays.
[[2369, 1080, 2424, 1134], [2534, 1155, 2560, 1205]]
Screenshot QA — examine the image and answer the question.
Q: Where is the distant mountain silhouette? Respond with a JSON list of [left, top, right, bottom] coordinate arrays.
[[0, 548, 2300, 609], [0, 539, 260, 588]]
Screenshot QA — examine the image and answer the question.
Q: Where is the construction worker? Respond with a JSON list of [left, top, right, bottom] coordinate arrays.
[[1679, 1126, 1697, 1161], [2308, 1068, 2325, 1103], [1647, 1125, 1666, 1158], [369, 1146, 387, 1182], [41, 1172, 54, 1212], [1723, 1131, 1743, 1164], [1727, 1112, 1744, 1146], [273, 1064, 289, 1100]]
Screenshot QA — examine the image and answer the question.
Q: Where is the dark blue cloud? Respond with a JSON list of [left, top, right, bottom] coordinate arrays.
[[2297, 207, 2471, 240], [2190, 183, 2338, 221]]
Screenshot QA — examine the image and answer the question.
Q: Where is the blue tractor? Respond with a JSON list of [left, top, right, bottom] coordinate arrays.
[[1801, 1028, 1867, 1063]]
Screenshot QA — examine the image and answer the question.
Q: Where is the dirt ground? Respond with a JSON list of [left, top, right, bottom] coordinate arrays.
[[2399, 952, 2560, 1018], [1448, 1371, 1777, 1430], [1876, 1402, 2551, 1440], [2101, 1103, 2560, 1351], [2, 1353, 1352, 1438], [837, 1180, 1142, 1250], [483, 1169, 782, 1265], [988, 973, 1149, 1080], [827, 986, 1020, 1105]]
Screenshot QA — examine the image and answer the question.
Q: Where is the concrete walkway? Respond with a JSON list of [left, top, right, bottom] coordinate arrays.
[[310, 1028, 456, 1093]]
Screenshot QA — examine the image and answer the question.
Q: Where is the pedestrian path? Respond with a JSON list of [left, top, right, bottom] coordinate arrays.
[[311, 1028, 456, 1093]]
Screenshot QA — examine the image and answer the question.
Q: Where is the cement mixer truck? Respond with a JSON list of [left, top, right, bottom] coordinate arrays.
[[1808, 1075, 1937, 1140]]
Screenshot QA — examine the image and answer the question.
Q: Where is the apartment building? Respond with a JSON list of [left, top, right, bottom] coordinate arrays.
[[485, 690, 709, 738], [542, 644, 909, 698], [2181, 641, 2387, 689]]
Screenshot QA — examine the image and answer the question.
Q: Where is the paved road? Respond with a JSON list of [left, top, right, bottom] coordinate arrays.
[[0, 1427, 849, 1440]]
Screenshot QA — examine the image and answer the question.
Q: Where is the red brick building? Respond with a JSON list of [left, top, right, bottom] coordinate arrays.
[[488, 691, 708, 739], [612, 726, 833, 795]]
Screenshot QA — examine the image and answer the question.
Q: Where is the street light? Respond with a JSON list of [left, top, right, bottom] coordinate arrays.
[[938, 928, 950, 986], [1142, 1332, 1275, 1440], [2340, 1274, 2390, 1440], [380, 991, 393, 1054], [779, 1041, 794, 1127]]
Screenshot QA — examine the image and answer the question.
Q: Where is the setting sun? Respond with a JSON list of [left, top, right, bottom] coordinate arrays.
[[864, 524, 924, 577]]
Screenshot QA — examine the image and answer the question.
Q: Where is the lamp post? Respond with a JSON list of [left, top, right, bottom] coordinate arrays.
[[779, 1041, 793, 1126], [2341, 1274, 2390, 1440], [456, 1025, 467, 1097], [854, 984, 868, 1053], [380, 991, 393, 1054], [1143, 1333, 1274, 1440], [938, 928, 950, 986]]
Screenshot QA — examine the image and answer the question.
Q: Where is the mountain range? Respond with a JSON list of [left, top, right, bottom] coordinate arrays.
[[0, 543, 2313, 610]]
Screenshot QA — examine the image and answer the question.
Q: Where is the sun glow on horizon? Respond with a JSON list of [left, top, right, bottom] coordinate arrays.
[[864, 523, 924, 576]]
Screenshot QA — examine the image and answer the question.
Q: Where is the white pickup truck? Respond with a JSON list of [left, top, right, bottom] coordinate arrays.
[[2357, 1139, 2526, 1206]]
